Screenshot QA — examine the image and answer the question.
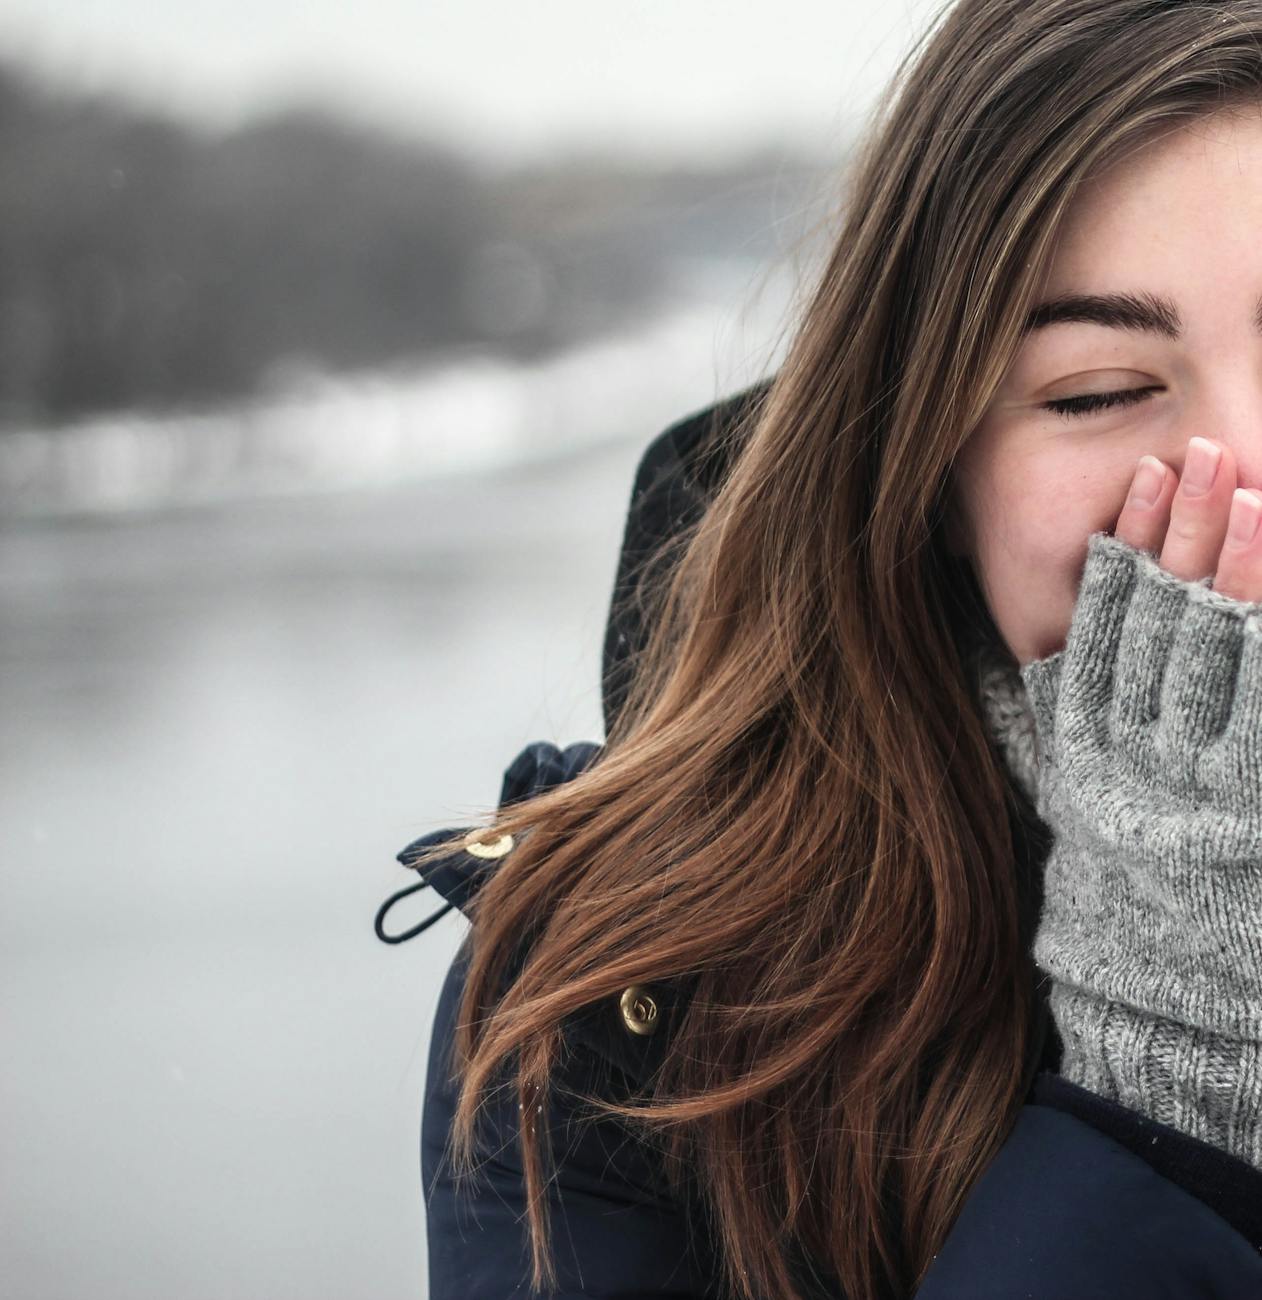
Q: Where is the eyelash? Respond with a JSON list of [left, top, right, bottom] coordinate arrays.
[[1041, 386, 1162, 418]]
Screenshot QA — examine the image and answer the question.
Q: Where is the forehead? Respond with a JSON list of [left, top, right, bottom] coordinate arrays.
[[1044, 105, 1262, 291]]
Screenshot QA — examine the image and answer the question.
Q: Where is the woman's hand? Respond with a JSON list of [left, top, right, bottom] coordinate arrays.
[[1017, 441, 1262, 1160], [1113, 435, 1262, 602]]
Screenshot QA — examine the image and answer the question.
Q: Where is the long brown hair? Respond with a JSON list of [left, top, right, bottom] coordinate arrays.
[[408, 3, 1262, 1296]]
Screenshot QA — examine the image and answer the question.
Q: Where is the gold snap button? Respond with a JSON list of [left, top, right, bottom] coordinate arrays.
[[463, 830, 515, 859], [619, 985, 659, 1037]]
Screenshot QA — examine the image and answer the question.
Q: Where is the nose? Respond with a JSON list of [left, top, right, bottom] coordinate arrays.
[[1231, 449, 1262, 495]]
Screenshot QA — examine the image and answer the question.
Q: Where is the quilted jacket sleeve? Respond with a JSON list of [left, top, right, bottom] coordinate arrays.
[[422, 937, 726, 1300], [915, 1103, 1262, 1298]]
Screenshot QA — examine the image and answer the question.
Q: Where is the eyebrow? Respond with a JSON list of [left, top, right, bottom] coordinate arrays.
[[1023, 291, 1185, 339]]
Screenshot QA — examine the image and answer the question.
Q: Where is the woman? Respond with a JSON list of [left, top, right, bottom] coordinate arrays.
[[378, 1, 1262, 1295]]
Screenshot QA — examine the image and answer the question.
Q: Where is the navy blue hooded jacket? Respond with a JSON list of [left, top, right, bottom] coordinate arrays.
[[376, 383, 1262, 1298]]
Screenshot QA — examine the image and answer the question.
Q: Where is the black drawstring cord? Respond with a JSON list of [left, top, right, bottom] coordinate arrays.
[[375, 741, 602, 947], [374, 879, 456, 945]]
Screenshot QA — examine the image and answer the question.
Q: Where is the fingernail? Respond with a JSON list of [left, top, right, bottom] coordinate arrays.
[[1227, 488, 1262, 546], [1182, 437, 1222, 496], [1128, 456, 1166, 510]]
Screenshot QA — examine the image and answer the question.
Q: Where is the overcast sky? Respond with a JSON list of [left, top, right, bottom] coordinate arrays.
[[0, 0, 945, 166]]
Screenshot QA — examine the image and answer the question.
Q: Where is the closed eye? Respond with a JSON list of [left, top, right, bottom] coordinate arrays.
[[1040, 386, 1163, 418]]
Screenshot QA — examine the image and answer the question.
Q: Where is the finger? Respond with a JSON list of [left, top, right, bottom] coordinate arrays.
[[1157, 592, 1246, 771], [1211, 488, 1262, 604], [1058, 533, 1139, 740], [1110, 541, 1187, 752], [1205, 603, 1262, 805], [1160, 436, 1237, 582], [1114, 455, 1175, 554]]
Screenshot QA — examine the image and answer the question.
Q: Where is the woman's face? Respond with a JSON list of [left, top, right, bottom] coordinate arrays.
[[950, 105, 1262, 666]]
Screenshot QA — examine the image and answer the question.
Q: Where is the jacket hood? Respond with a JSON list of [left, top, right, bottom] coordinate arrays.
[[600, 377, 774, 737], [598, 375, 1043, 808]]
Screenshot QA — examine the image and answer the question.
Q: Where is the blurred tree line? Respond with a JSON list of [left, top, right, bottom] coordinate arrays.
[[0, 60, 831, 430]]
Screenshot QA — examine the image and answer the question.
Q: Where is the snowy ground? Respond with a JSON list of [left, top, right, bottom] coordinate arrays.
[[0, 256, 794, 519]]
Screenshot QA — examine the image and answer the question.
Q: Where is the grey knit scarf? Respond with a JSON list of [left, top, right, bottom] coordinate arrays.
[[966, 532, 1262, 1173]]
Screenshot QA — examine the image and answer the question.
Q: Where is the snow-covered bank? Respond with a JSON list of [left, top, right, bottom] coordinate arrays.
[[0, 258, 798, 520]]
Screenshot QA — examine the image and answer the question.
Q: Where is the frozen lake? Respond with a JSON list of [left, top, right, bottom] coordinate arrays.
[[0, 429, 688, 1299], [0, 239, 798, 1297]]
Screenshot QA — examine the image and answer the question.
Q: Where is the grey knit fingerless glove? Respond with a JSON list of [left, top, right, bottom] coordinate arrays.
[[1019, 530, 1262, 1171]]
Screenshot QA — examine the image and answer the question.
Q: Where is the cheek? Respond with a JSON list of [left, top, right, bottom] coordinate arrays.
[[974, 529, 1081, 663], [1021, 451, 1135, 550], [966, 456, 1124, 663], [983, 441, 1127, 554]]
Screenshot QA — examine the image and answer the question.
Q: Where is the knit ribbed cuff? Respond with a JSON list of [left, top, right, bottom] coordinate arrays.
[[1050, 981, 1262, 1169]]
